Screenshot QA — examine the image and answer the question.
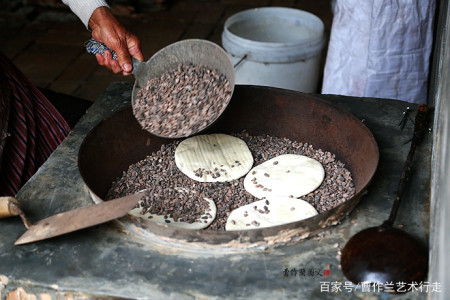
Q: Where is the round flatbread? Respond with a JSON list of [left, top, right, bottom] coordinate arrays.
[[243, 154, 324, 199], [175, 133, 253, 182], [129, 197, 216, 229], [225, 197, 318, 231]]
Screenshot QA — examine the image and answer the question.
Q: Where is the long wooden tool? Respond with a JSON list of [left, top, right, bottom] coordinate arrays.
[[10, 193, 143, 245]]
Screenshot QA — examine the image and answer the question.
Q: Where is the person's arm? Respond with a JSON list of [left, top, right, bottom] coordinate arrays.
[[88, 6, 144, 75], [62, 0, 144, 75], [62, 0, 108, 29]]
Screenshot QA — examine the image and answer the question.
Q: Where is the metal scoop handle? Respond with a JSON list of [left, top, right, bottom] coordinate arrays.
[[84, 38, 142, 75]]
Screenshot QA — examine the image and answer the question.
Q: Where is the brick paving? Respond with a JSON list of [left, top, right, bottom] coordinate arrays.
[[0, 0, 332, 102]]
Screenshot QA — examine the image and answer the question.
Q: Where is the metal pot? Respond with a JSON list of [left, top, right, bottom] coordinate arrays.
[[78, 85, 379, 251]]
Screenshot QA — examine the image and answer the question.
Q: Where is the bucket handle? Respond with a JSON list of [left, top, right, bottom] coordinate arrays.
[[233, 54, 248, 69]]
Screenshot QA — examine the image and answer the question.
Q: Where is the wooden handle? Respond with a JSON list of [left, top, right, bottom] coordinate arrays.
[[0, 196, 31, 228], [0, 196, 20, 218]]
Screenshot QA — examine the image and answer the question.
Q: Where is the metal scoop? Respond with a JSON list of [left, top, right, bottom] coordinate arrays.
[[85, 38, 235, 138]]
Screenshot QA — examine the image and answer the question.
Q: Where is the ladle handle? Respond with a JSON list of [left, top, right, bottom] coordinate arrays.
[[84, 38, 142, 75], [384, 104, 429, 227]]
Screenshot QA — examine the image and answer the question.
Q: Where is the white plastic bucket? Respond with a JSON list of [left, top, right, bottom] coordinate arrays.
[[222, 7, 325, 93]]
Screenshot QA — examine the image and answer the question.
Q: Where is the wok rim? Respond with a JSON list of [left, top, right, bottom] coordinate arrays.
[[78, 85, 379, 248]]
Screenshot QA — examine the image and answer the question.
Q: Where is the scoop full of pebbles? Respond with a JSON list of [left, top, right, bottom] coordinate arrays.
[[133, 63, 232, 138]]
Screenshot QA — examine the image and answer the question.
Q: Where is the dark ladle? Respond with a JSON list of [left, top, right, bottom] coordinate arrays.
[[340, 104, 430, 293]]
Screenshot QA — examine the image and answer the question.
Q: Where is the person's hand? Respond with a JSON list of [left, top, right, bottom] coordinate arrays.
[[88, 6, 144, 75]]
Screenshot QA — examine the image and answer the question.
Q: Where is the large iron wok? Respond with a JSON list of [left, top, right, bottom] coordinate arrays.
[[78, 85, 379, 249]]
